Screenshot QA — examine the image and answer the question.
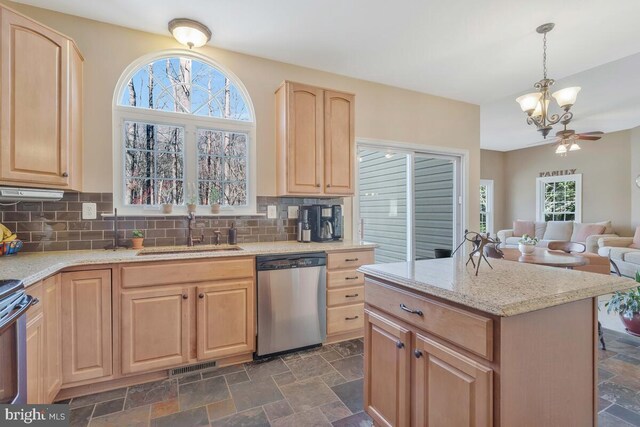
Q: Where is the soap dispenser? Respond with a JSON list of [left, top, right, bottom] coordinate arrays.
[[228, 222, 237, 245]]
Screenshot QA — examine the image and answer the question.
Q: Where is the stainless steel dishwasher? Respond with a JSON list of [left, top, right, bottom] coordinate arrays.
[[256, 253, 326, 357]]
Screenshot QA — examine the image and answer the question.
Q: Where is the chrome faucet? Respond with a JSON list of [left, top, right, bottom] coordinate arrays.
[[187, 212, 204, 246]]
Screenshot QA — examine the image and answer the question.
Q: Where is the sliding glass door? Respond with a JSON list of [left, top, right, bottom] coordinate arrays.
[[356, 144, 461, 263]]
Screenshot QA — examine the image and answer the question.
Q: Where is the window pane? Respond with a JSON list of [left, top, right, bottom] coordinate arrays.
[[123, 121, 184, 205], [358, 148, 408, 263], [197, 129, 249, 206], [125, 150, 153, 178], [120, 57, 252, 121]]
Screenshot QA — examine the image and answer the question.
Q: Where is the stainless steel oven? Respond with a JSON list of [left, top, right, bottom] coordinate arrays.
[[0, 280, 35, 404]]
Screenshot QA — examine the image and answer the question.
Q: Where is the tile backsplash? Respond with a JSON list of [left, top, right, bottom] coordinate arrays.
[[0, 193, 342, 252]]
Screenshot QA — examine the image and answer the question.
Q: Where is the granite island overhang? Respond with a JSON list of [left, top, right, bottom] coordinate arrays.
[[358, 257, 636, 426]]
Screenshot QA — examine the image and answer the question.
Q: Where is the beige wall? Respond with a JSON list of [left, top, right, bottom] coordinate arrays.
[[489, 130, 634, 236], [4, 1, 481, 237], [632, 127, 640, 231], [479, 150, 507, 232]]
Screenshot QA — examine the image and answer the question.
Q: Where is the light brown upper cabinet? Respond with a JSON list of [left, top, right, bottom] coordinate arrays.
[[0, 5, 83, 191], [276, 81, 355, 197]]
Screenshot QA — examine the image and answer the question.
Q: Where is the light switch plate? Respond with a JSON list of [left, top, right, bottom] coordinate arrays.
[[267, 205, 277, 219], [82, 203, 97, 220], [287, 206, 299, 219]]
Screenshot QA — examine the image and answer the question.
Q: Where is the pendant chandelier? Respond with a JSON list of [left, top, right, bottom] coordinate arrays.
[[516, 23, 580, 139]]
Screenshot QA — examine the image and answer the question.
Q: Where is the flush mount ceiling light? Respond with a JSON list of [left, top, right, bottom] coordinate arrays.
[[516, 23, 581, 139], [168, 18, 212, 49]]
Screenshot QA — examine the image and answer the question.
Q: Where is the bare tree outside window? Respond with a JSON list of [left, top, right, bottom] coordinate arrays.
[[119, 57, 252, 207]]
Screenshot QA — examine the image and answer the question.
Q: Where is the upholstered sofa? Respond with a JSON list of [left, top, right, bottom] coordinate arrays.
[[497, 220, 617, 254], [598, 227, 640, 278]]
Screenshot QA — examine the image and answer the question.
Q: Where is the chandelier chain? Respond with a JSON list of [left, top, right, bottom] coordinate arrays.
[[542, 32, 547, 80]]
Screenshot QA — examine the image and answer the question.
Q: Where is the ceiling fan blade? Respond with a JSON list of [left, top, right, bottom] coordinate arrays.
[[579, 131, 604, 136], [577, 135, 602, 141]]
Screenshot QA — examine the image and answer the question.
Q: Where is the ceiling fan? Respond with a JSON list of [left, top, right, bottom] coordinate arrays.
[[528, 124, 603, 155]]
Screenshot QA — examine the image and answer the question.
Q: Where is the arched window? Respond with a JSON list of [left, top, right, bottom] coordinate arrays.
[[113, 51, 256, 215]]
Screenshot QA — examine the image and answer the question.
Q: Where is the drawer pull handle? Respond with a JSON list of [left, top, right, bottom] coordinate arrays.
[[414, 349, 423, 358], [182, 294, 188, 300], [400, 303, 423, 316], [345, 293, 359, 298], [396, 340, 404, 349], [345, 276, 359, 280], [345, 258, 359, 262], [345, 315, 359, 320]]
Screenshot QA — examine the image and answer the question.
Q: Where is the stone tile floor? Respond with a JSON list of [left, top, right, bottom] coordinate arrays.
[[61, 329, 640, 426], [64, 338, 372, 427]]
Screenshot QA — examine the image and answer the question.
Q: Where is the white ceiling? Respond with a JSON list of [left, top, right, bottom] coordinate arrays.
[[13, 0, 640, 150]]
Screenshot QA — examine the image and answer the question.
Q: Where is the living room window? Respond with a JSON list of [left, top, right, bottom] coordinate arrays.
[[536, 174, 582, 222], [480, 179, 494, 235], [112, 51, 256, 215]]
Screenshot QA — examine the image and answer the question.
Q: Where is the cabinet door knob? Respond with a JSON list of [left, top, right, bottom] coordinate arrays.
[[326, 184, 331, 188], [199, 293, 205, 299], [396, 340, 404, 349], [316, 184, 321, 188], [414, 349, 423, 358], [62, 172, 69, 177], [182, 294, 188, 299]]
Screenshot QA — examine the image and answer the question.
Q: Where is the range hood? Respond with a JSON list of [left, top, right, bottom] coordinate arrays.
[[0, 187, 64, 202]]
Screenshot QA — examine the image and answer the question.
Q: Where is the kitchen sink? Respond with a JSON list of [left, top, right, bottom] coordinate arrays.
[[136, 245, 242, 256]]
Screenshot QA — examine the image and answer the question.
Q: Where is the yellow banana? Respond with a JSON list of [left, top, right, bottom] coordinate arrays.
[[2, 233, 17, 243], [0, 223, 12, 240]]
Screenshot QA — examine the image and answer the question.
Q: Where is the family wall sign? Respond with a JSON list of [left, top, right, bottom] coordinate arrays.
[[539, 169, 577, 177]]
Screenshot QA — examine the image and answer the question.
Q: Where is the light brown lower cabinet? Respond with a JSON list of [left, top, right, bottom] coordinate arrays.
[[197, 280, 255, 360], [26, 311, 45, 404], [61, 270, 112, 384], [364, 307, 493, 427], [43, 275, 62, 402], [120, 286, 191, 374]]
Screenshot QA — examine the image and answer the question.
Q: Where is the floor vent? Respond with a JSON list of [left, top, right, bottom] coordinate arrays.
[[169, 361, 217, 377]]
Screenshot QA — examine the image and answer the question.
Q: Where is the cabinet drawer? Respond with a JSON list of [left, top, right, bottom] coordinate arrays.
[[328, 286, 364, 306], [327, 250, 374, 270], [327, 270, 364, 288], [327, 303, 364, 335], [121, 257, 254, 288], [365, 279, 493, 360]]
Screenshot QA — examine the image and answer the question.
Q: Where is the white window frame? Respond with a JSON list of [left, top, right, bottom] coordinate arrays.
[[479, 179, 494, 235], [353, 138, 468, 262], [536, 174, 582, 223], [111, 50, 257, 216]]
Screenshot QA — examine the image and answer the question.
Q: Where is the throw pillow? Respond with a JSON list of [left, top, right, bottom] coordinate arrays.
[[571, 223, 605, 243], [595, 220, 613, 234], [543, 221, 574, 241], [534, 222, 547, 240], [631, 226, 640, 249], [513, 220, 535, 237]]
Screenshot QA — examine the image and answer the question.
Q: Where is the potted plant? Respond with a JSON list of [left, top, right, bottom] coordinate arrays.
[[606, 272, 640, 337], [131, 230, 144, 250], [186, 182, 197, 213], [210, 187, 221, 214], [160, 195, 173, 214], [518, 234, 538, 255]]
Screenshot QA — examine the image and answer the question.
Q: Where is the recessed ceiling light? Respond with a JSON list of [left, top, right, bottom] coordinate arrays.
[[168, 18, 212, 49]]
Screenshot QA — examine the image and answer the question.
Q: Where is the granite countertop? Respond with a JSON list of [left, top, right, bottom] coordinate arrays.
[[0, 241, 377, 287], [359, 257, 637, 317]]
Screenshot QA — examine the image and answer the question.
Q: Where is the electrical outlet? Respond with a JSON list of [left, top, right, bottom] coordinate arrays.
[[82, 202, 97, 220], [287, 205, 299, 219], [267, 205, 277, 219]]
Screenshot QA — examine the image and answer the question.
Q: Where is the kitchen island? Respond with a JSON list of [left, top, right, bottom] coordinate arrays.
[[359, 257, 636, 427]]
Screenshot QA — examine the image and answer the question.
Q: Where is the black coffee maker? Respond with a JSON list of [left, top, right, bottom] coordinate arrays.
[[308, 205, 343, 242]]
